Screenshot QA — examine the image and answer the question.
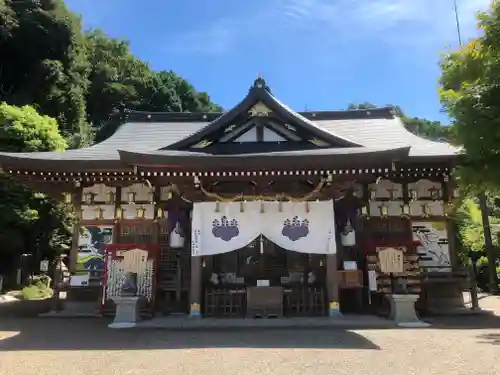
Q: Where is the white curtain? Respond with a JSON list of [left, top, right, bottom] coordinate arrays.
[[191, 201, 262, 256], [191, 200, 336, 256], [261, 201, 336, 255]]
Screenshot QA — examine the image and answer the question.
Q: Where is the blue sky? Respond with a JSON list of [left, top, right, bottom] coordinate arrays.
[[66, 0, 490, 124]]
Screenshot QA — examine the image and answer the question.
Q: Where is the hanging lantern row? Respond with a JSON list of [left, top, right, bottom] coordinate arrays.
[[63, 186, 157, 206], [359, 202, 432, 219], [369, 186, 442, 202]]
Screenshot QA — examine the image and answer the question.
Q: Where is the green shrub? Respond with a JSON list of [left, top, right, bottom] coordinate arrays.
[[20, 275, 53, 300]]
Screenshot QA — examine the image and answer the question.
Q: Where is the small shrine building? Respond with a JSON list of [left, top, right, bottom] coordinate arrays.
[[0, 77, 462, 318]]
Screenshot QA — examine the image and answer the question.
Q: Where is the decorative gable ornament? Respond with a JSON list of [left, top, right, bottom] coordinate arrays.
[[169, 221, 185, 248], [248, 102, 272, 117], [340, 219, 356, 247]]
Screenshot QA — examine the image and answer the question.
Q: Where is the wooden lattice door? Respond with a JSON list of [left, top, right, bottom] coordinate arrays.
[[157, 221, 191, 314]]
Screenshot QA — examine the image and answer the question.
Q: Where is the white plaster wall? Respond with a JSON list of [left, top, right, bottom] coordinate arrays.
[[366, 179, 444, 217], [369, 201, 404, 217], [120, 204, 155, 220], [409, 200, 445, 217], [368, 179, 403, 200], [408, 179, 441, 200], [81, 204, 115, 220], [121, 183, 152, 202], [82, 184, 116, 203]]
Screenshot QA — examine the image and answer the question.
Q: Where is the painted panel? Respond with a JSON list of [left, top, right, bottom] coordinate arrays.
[[76, 225, 113, 276], [412, 221, 451, 272]]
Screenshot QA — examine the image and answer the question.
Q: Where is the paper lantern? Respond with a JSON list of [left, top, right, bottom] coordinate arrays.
[[340, 220, 356, 247], [169, 222, 185, 248]]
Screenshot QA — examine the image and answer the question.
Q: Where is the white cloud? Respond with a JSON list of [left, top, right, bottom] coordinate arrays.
[[172, 0, 492, 56]]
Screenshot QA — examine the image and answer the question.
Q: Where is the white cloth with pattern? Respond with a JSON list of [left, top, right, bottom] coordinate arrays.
[[191, 200, 336, 256]]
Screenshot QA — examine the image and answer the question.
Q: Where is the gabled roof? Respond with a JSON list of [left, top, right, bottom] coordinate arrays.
[[0, 76, 460, 172], [165, 77, 361, 149]]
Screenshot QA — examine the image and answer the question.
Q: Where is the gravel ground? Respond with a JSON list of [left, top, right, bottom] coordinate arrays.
[[1, 293, 500, 375], [1, 317, 500, 375]]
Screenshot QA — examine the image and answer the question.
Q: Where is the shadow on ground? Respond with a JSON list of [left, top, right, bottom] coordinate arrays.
[[0, 318, 380, 351], [426, 314, 500, 329]]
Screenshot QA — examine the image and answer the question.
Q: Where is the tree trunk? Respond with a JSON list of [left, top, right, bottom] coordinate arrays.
[[478, 192, 498, 294]]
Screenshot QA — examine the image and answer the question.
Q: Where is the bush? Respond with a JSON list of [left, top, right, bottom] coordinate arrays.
[[20, 275, 53, 300]]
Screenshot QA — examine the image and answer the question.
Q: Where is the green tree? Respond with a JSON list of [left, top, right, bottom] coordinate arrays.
[[0, 0, 90, 147], [0, 103, 72, 276], [439, 1, 500, 189], [86, 31, 222, 142]]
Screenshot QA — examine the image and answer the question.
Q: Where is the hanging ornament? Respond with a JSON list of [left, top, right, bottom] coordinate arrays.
[[93, 206, 103, 220], [127, 191, 136, 204], [156, 207, 164, 220], [169, 221, 185, 248], [136, 206, 145, 219], [115, 207, 123, 220], [340, 219, 356, 247], [63, 192, 72, 204], [106, 191, 115, 204]]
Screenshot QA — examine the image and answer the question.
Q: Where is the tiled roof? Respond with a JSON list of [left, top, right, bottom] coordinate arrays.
[[0, 77, 460, 168], [314, 118, 460, 157]]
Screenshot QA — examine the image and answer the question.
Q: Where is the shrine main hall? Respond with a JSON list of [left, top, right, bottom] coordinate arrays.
[[0, 77, 462, 319]]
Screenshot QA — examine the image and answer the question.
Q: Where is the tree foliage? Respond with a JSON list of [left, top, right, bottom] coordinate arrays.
[[0, 0, 221, 272], [85, 30, 222, 142], [0, 0, 90, 147], [0, 103, 72, 274], [439, 0, 500, 190]]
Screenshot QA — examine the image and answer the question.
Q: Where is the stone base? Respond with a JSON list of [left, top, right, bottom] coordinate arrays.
[[387, 294, 429, 327], [109, 296, 140, 329], [397, 321, 431, 328]]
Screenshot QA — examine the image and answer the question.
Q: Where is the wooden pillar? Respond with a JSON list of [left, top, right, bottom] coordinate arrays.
[[113, 186, 122, 244], [189, 255, 202, 317], [69, 187, 83, 273], [326, 253, 341, 316]]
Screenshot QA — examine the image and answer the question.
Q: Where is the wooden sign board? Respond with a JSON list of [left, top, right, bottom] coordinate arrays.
[[377, 247, 405, 274], [39, 260, 49, 272], [122, 248, 148, 274]]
